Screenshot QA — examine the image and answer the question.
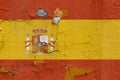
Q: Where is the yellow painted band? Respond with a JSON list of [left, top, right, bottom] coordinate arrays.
[[0, 20, 120, 60]]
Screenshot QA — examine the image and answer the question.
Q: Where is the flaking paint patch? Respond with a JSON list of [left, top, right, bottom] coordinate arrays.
[[0, 60, 120, 80]]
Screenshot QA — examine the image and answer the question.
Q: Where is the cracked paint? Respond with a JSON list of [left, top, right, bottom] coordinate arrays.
[[0, 60, 119, 80], [0, 0, 120, 80], [0, 20, 120, 59]]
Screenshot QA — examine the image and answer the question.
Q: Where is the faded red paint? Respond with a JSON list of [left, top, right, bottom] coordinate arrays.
[[0, 60, 120, 80], [0, 0, 120, 19]]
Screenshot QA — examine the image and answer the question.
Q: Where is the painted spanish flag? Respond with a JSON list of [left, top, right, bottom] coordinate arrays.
[[0, 0, 120, 80]]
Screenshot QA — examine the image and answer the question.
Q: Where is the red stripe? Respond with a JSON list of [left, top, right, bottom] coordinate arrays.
[[0, 60, 119, 80], [0, 0, 120, 19]]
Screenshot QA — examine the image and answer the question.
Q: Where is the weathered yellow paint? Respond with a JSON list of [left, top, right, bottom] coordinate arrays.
[[0, 20, 120, 59]]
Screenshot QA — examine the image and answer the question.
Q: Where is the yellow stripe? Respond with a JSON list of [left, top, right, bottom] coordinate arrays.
[[0, 20, 120, 60]]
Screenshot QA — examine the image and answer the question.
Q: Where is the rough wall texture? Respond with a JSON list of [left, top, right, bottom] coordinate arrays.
[[0, 0, 120, 19], [0, 60, 120, 80], [0, 0, 120, 80]]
